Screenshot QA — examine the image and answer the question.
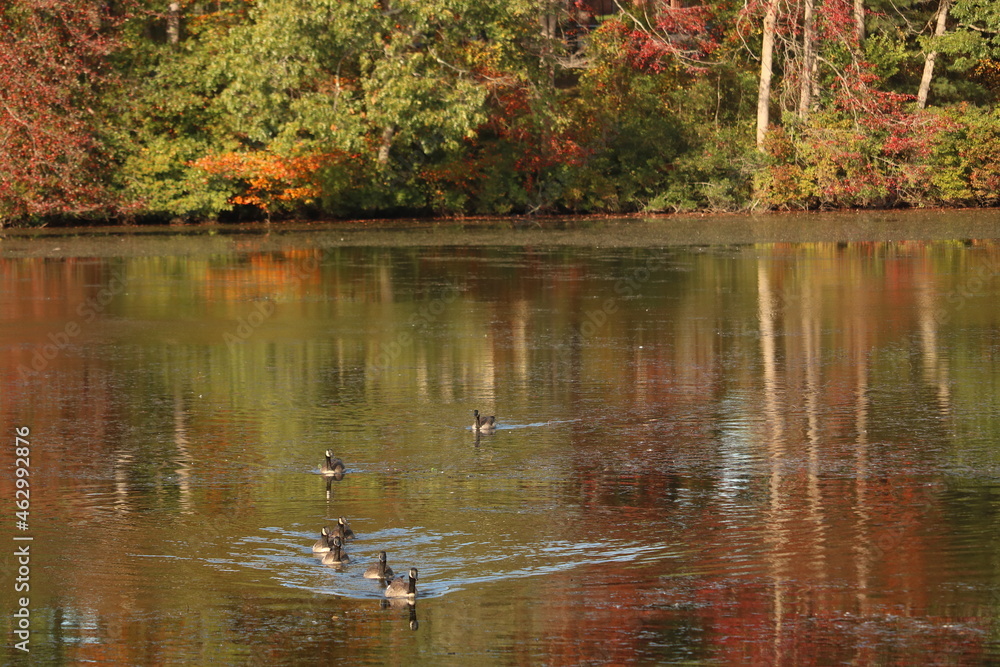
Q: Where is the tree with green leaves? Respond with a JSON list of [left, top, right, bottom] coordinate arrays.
[[917, 0, 1000, 106], [195, 0, 553, 214], [5, 0, 1000, 224]]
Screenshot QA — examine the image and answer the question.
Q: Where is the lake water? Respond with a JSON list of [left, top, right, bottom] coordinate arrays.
[[2, 211, 1000, 664]]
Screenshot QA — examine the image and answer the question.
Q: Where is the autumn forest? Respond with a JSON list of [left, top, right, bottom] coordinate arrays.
[[2, 0, 999, 225]]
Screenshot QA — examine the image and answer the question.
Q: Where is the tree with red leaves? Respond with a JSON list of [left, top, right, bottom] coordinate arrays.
[[611, 0, 721, 74], [0, 1, 123, 223]]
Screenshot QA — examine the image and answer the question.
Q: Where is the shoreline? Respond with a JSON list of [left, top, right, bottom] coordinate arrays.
[[2, 204, 997, 233], [1, 208, 999, 259]]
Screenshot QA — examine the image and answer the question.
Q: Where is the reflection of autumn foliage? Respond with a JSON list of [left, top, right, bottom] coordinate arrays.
[[191, 151, 341, 214], [207, 249, 324, 303], [3, 240, 1000, 661]]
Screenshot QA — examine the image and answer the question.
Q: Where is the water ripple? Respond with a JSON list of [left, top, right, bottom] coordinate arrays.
[[200, 526, 679, 601]]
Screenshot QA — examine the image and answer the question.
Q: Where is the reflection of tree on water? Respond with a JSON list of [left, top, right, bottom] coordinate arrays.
[[4, 239, 999, 662], [380, 598, 418, 631]]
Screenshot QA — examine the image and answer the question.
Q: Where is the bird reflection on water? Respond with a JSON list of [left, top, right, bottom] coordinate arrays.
[[381, 598, 418, 630]]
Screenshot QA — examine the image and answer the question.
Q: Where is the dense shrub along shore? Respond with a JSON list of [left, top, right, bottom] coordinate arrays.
[[2, 0, 999, 227]]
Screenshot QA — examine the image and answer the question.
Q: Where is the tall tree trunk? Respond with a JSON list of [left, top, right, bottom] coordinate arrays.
[[853, 0, 865, 46], [798, 0, 816, 119], [756, 0, 780, 149], [917, 0, 950, 109], [377, 125, 396, 165], [167, 2, 180, 45]]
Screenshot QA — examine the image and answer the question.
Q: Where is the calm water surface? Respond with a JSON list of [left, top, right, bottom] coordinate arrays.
[[2, 212, 1000, 664]]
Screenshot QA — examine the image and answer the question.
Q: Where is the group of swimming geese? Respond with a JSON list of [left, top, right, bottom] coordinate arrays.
[[310, 410, 498, 600]]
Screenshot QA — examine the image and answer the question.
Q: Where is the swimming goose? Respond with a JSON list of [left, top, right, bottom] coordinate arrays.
[[321, 450, 345, 475], [336, 516, 355, 540], [472, 409, 497, 432], [385, 568, 418, 598], [321, 536, 350, 565], [364, 551, 394, 579], [311, 527, 331, 553]]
